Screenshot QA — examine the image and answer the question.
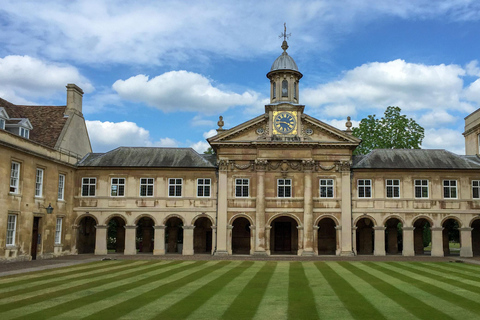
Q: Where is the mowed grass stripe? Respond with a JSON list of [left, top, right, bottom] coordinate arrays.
[[253, 261, 289, 320], [365, 262, 480, 316], [84, 261, 232, 320], [339, 262, 452, 320], [154, 261, 254, 320], [303, 262, 352, 320], [413, 262, 480, 284], [288, 262, 318, 320], [314, 262, 386, 320], [221, 261, 276, 320]]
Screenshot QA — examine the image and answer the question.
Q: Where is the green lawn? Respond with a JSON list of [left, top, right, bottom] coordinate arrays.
[[0, 260, 480, 319]]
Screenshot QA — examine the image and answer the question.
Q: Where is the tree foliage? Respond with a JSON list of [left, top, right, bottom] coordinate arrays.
[[352, 106, 425, 155], [204, 147, 215, 155]]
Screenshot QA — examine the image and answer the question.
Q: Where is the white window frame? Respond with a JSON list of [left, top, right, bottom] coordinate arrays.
[[35, 168, 44, 197], [473, 180, 480, 199], [443, 180, 458, 199], [168, 178, 183, 197], [19, 127, 29, 139], [58, 174, 65, 200], [358, 179, 372, 198], [0, 118, 5, 130], [82, 177, 97, 197], [277, 178, 292, 198], [235, 178, 249, 198], [10, 161, 20, 194], [110, 178, 125, 197], [386, 179, 400, 198], [139, 178, 154, 197], [55, 217, 62, 245], [414, 179, 429, 199], [6, 214, 17, 246], [197, 178, 211, 198], [319, 179, 334, 198]]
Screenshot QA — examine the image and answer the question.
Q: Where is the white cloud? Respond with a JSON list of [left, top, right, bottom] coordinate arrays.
[[190, 141, 210, 154], [323, 118, 360, 131], [417, 111, 458, 128], [422, 128, 465, 155], [0, 55, 93, 103], [86, 120, 151, 152], [191, 115, 215, 127], [112, 71, 260, 113], [154, 137, 179, 148], [203, 129, 218, 139]]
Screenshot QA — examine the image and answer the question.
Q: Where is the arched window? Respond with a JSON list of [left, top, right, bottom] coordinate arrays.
[[294, 82, 297, 99], [282, 80, 288, 97], [273, 82, 276, 99]]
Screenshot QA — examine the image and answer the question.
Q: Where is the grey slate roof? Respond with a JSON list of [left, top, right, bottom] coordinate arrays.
[[352, 149, 480, 170], [77, 147, 216, 168]]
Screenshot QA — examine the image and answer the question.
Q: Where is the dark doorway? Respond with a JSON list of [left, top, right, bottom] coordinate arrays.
[[413, 219, 431, 255], [271, 216, 298, 254], [107, 217, 126, 253], [78, 216, 96, 254], [31, 217, 41, 260], [318, 218, 336, 255], [442, 218, 460, 256], [356, 218, 374, 255], [136, 217, 154, 253], [232, 217, 251, 254], [385, 218, 403, 255], [473, 220, 480, 256], [165, 217, 183, 254], [194, 217, 213, 254]]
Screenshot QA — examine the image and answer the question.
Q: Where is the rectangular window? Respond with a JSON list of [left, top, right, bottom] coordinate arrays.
[[278, 179, 292, 198], [0, 118, 5, 130], [20, 127, 29, 138], [35, 168, 44, 197], [168, 178, 182, 197], [473, 180, 480, 199], [197, 178, 211, 197], [6, 214, 17, 246], [110, 178, 125, 197], [82, 178, 96, 197], [140, 178, 154, 197], [235, 179, 249, 197], [55, 217, 62, 244], [10, 162, 20, 193], [58, 174, 65, 200], [443, 180, 457, 199], [319, 179, 334, 198], [414, 179, 429, 198], [358, 179, 372, 198], [386, 179, 400, 198]]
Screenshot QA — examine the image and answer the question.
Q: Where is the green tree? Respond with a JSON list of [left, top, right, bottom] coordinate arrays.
[[204, 147, 215, 154], [352, 106, 425, 155]]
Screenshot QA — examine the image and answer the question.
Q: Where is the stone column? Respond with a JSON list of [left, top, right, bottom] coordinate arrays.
[[302, 161, 314, 256], [227, 225, 233, 255], [182, 225, 195, 256], [265, 226, 272, 255], [153, 225, 165, 255], [374, 226, 386, 256], [72, 224, 79, 254], [215, 160, 229, 255], [94, 224, 108, 255], [340, 162, 353, 255], [297, 226, 304, 256], [352, 226, 357, 255], [249, 225, 256, 255], [335, 225, 342, 256], [460, 227, 474, 257], [402, 227, 415, 257], [124, 225, 137, 255], [431, 227, 444, 257], [313, 226, 319, 255], [211, 226, 217, 255], [254, 160, 268, 255]]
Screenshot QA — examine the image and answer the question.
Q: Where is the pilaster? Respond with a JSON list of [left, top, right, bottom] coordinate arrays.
[[153, 225, 166, 255], [373, 226, 386, 256], [431, 227, 444, 257], [215, 160, 229, 256], [94, 224, 107, 255], [340, 162, 353, 255], [124, 225, 137, 255], [460, 227, 474, 257], [302, 163, 314, 256], [402, 227, 415, 257], [182, 225, 195, 256], [254, 159, 268, 255]]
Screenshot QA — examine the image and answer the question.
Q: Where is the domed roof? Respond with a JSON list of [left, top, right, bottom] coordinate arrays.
[[270, 40, 299, 72]]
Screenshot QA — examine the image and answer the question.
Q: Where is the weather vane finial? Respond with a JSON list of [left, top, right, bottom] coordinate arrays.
[[279, 22, 291, 41]]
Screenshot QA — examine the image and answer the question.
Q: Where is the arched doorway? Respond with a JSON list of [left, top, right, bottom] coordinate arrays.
[[472, 219, 480, 256], [165, 217, 183, 254], [356, 218, 374, 255], [77, 216, 96, 254], [136, 217, 154, 253], [413, 218, 431, 255], [232, 217, 251, 254], [385, 218, 403, 255], [194, 217, 213, 254], [270, 216, 298, 255], [107, 216, 126, 253], [442, 218, 460, 256], [317, 218, 336, 255]]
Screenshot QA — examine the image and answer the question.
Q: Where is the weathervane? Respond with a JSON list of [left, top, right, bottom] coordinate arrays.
[[279, 22, 291, 41]]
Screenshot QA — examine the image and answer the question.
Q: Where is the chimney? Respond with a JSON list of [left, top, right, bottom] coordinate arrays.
[[66, 84, 84, 115]]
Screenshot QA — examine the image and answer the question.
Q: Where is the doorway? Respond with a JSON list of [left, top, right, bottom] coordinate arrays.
[[31, 217, 41, 260]]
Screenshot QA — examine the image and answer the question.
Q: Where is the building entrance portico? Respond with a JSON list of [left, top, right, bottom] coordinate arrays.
[[270, 216, 298, 255]]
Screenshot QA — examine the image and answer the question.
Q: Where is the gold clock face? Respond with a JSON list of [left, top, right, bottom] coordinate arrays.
[[273, 111, 297, 134]]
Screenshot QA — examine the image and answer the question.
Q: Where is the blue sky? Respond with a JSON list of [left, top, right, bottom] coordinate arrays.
[[1, 0, 480, 154]]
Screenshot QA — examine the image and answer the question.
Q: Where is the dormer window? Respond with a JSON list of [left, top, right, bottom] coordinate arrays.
[[20, 127, 29, 139], [5, 118, 33, 139], [282, 80, 288, 97], [0, 107, 9, 130], [0, 118, 4, 130]]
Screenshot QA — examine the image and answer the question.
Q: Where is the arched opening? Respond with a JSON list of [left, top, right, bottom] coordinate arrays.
[[356, 218, 374, 255], [232, 217, 251, 254], [413, 219, 431, 255], [281, 80, 288, 97], [270, 216, 298, 255], [107, 216, 126, 253], [272, 81, 276, 99], [77, 216, 96, 254], [472, 219, 480, 256], [136, 217, 154, 253], [165, 217, 183, 254], [317, 218, 336, 255], [442, 218, 460, 256], [194, 217, 213, 254], [385, 218, 403, 255]]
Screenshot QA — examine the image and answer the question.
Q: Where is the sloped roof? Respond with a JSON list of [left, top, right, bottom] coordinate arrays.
[[352, 149, 480, 170], [0, 98, 67, 148], [77, 147, 216, 168]]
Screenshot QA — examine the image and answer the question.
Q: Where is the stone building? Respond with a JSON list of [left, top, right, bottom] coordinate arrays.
[[1, 40, 480, 261]]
